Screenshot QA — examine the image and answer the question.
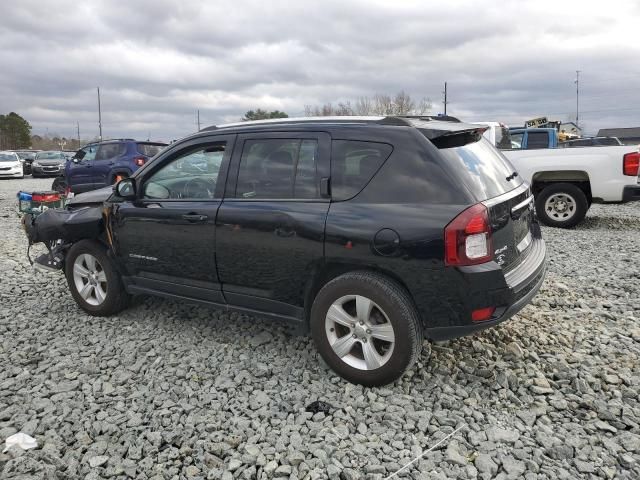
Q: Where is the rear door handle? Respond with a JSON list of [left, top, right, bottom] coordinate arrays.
[[182, 214, 208, 223]]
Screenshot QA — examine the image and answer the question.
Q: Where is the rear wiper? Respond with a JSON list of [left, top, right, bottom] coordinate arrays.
[[506, 171, 519, 181]]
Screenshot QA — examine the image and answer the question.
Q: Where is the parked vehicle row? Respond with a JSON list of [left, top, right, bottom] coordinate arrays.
[[23, 116, 547, 386]]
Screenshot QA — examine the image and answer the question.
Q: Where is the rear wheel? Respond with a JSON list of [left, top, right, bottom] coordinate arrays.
[[535, 183, 588, 228], [65, 240, 129, 316], [310, 272, 422, 386]]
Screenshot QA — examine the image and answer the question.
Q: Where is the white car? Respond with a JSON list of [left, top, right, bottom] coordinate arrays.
[[0, 151, 25, 179]]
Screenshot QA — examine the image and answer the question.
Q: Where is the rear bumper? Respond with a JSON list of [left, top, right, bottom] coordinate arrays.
[[622, 185, 640, 203], [425, 229, 547, 341]]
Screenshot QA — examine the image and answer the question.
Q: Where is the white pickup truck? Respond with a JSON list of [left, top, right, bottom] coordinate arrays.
[[502, 146, 640, 227]]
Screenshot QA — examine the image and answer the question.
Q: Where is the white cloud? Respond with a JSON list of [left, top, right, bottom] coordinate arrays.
[[0, 0, 638, 140]]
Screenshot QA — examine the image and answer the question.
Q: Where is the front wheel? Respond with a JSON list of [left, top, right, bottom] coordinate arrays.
[[310, 272, 422, 387], [52, 176, 67, 193], [64, 240, 129, 316], [535, 183, 588, 228]]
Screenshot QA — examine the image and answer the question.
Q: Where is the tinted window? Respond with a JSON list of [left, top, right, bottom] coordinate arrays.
[[96, 143, 125, 160], [526, 131, 549, 149], [137, 143, 165, 157], [143, 143, 226, 200], [331, 140, 392, 201], [437, 138, 522, 200], [236, 138, 319, 199]]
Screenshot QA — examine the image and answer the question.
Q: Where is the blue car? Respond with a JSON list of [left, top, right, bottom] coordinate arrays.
[[59, 139, 167, 194]]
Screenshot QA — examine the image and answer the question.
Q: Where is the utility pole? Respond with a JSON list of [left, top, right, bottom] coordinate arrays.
[[443, 82, 448, 115], [97, 87, 103, 141], [575, 70, 580, 130], [197, 109, 201, 131], [76, 121, 81, 148]]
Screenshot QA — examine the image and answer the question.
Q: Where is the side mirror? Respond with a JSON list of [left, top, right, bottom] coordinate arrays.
[[115, 178, 136, 199]]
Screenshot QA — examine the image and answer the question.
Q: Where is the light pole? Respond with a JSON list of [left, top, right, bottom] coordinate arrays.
[[97, 87, 103, 141]]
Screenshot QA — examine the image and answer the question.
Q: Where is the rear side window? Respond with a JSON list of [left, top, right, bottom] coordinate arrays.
[[331, 140, 392, 201], [235, 138, 319, 199], [96, 143, 125, 160], [525, 131, 549, 149], [137, 143, 165, 157], [438, 138, 522, 200]]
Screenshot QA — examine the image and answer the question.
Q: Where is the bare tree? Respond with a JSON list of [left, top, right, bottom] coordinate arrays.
[[305, 91, 432, 117]]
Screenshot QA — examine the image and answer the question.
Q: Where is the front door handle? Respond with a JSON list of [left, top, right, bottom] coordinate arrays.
[[182, 214, 208, 223]]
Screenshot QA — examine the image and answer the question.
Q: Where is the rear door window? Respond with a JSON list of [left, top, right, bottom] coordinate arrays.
[[331, 140, 392, 201], [96, 143, 125, 160], [137, 143, 165, 157], [235, 138, 319, 199], [437, 138, 522, 200]]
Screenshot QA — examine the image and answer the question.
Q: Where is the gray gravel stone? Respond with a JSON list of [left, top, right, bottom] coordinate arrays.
[[1, 178, 639, 479]]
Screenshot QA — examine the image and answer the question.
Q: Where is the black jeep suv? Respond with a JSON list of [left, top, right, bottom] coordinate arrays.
[[24, 116, 546, 386]]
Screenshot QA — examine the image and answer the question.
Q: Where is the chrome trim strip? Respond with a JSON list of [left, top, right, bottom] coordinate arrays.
[[482, 182, 529, 208], [511, 195, 534, 213]]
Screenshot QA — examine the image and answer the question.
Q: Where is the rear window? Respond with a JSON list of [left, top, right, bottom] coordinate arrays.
[[331, 140, 393, 201], [137, 143, 165, 157], [525, 131, 549, 149], [437, 138, 522, 200]]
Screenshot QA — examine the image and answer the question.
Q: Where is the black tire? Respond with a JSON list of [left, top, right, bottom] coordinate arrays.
[[310, 271, 422, 387], [535, 183, 588, 228], [51, 176, 67, 193], [64, 240, 129, 316]]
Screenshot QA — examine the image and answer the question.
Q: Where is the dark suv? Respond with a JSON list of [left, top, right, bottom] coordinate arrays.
[[25, 117, 546, 386], [61, 139, 167, 194]]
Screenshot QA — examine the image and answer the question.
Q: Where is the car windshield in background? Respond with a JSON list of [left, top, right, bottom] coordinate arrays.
[[36, 151, 65, 160], [495, 126, 512, 149], [16, 152, 36, 160], [137, 143, 165, 157], [438, 138, 522, 200], [0, 153, 18, 162]]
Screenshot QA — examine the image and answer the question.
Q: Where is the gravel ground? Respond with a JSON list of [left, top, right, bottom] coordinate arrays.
[[1, 177, 639, 480]]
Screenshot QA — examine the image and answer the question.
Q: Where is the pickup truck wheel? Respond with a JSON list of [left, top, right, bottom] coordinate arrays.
[[65, 240, 129, 316], [536, 183, 588, 228], [310, 272, 422, 387]]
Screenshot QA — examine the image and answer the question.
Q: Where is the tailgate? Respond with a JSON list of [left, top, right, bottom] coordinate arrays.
[[484, 183, 535, 271]]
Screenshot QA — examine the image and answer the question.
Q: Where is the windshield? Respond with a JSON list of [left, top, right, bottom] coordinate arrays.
[[36, 151, 65, 160], [16, 151, 35, 160], [0, 153, 18, 162], [437, 138, 522, 200]]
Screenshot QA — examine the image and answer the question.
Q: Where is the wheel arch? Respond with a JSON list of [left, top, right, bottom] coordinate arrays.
[[531, 170, 592, 203], [303, 261, 417, 327], [108, 168, 132, 184]]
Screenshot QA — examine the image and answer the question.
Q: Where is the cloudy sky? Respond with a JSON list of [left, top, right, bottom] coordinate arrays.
[[1, 0, 639, 141]]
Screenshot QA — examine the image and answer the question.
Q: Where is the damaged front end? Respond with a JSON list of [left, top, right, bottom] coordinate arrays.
[[22, 206, 107, 271]]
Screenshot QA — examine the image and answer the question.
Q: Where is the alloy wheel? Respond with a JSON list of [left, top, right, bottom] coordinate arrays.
[[325, 295, 395, 370], [73, 253, 108, 306]]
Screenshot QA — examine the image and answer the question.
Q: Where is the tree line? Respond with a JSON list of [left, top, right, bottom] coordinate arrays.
[[304, 91, 432, 117], [0, 112, 32, 150]]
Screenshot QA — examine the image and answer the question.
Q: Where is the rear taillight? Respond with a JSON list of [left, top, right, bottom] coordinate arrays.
[[32, 193, 60, 202], [134, 156, 146, 167], [444, 203, 492, 266], [472, 306, 496, 322], [623, 152, 640, 176]]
